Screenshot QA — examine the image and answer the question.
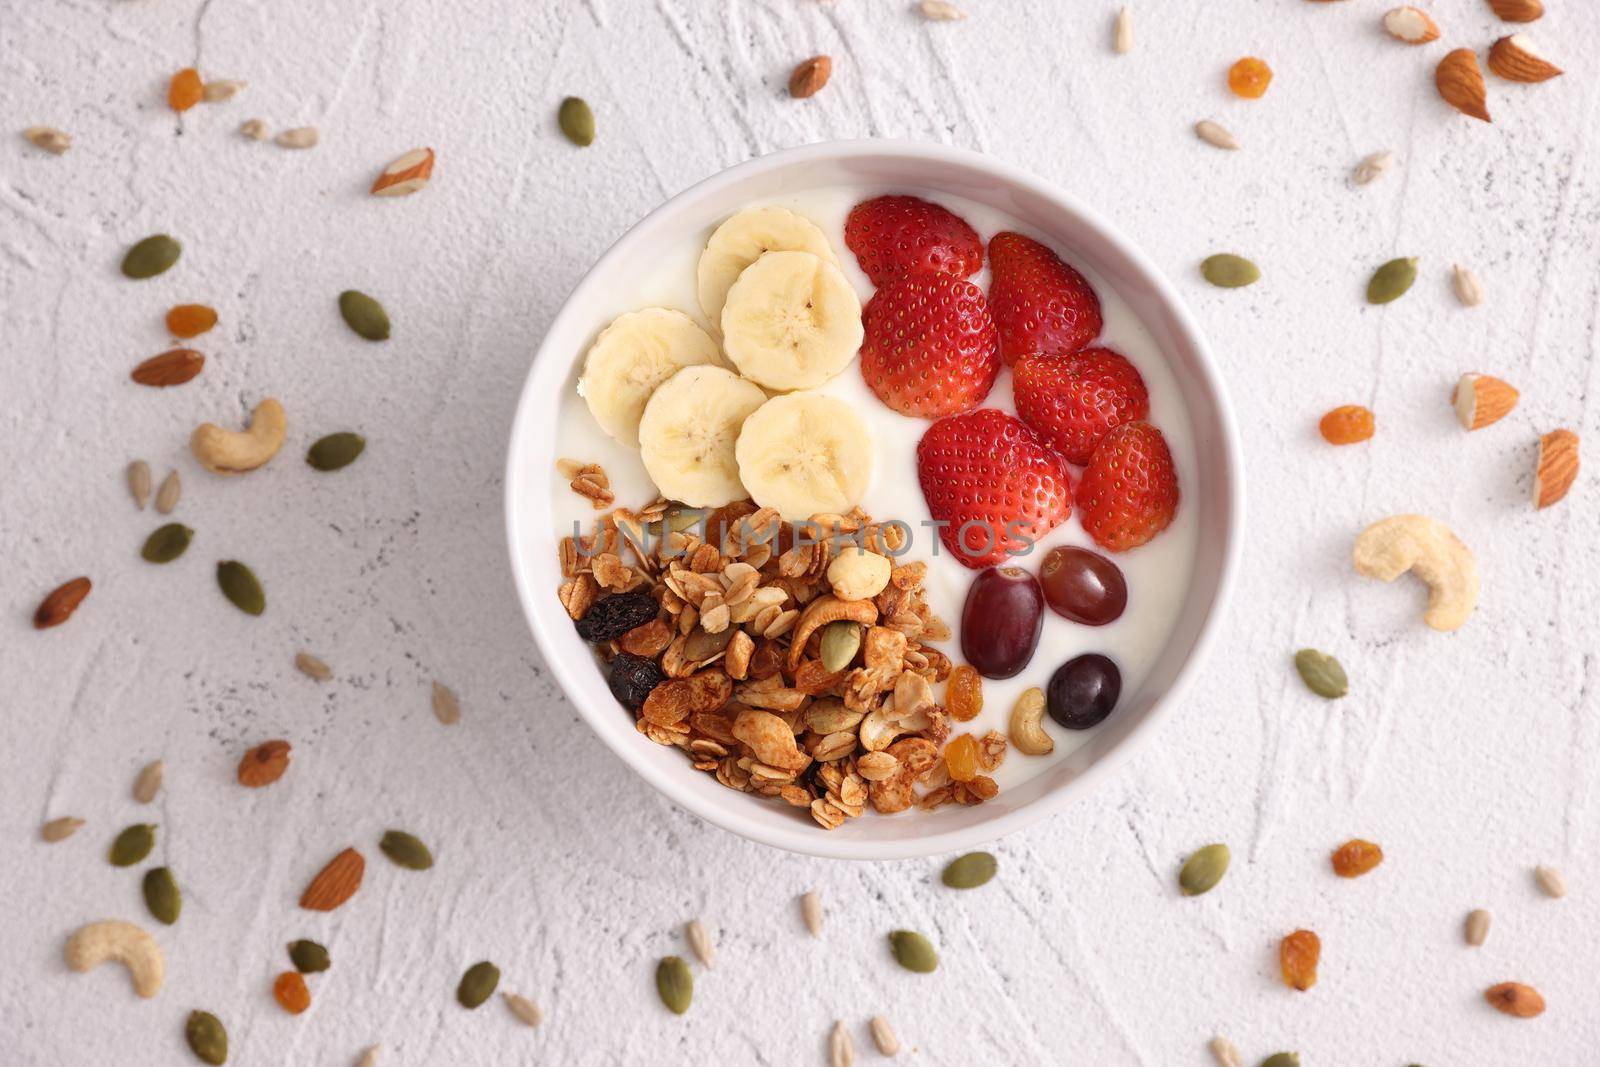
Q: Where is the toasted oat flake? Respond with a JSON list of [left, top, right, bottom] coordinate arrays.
[[431, 681, 461, 725], [869, 1016, 901, 1056], [801, 890, 822, 936], [1534, 864, 1567, 898], [685, 919, 714, 968], [295, 652, 332, 681]]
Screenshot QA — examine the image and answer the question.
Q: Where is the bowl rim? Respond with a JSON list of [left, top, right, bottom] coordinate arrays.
[[503, 138, 1245, 861]]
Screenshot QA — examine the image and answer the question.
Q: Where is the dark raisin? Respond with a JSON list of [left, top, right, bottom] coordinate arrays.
[[575, 589, 658, 642], [607, 653, 663, 709]]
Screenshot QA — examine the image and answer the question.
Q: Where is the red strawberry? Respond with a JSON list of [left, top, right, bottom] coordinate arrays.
[[987, 231, 1103, 365], [916, 408, 1074, 569], [1076, 421, 1179, 552], [845, 195, 984, 286], [1013, 347, 1150, 465], [860, 272, 1000, 418]]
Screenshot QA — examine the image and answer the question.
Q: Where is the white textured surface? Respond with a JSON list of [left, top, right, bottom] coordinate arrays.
[[4, 1, 1599, 1064]]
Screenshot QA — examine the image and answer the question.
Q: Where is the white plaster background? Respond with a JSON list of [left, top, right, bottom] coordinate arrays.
[[3, 0, 1599, 1064]]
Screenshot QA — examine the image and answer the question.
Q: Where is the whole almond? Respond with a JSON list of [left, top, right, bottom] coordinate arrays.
[[1488, 0, 1542, 22], [300, 847, 365, 911], [1488, 35, 1562, 82], [1485, 981, 1545, 1017], [1533, 429, 1580, 509], [1436, 48, 1491, 123], [34, 576, 91, 629], [131, 349, 205, 387], [1452, 373, 1518, 431], [1382, 6, 1440, 44], [789, 56, 832, 99], [237, 739, 292, 787]]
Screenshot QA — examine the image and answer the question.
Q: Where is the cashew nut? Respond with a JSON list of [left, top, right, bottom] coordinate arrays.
[[827, 549, 891, 602], [64, 919, 165, 998], [786, 595, 878, 671], [1009, 687, 1054, 756], [1352, 514, 1478, 632], [190, 397, 287, 474]]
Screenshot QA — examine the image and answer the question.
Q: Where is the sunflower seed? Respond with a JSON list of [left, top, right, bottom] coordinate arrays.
[[686, 919, 714, 968], [1535, 865, 1568, 899], [1201, 253, 1260, 288], [503, 991, 543, 1027], [1179, 843, 1231, 896], [919, 0, 966, 19], [431, 681, 460, 725], [217, 560, 265, 615], [941, 851, 997, 889], [295, 652, 332, 681], [1113, 6, 1133, 54], [869, 1016, 901, 1056], [1465, 908, 1491, 946], [379, 829, 434, 870], [656, 956, 693, 1014], [109, 823, 156, 866], [356, 1046, 380, 1067], [121, 234, 181, 279], [240, 118, 268, 140], [1209, 1036, 1242, 1067], [133, 760, 163, 803], [1367, 256, 1418, 305], [128, 460, 152, 510], [339, 290, 390, 340], [201, 79, 245, 102], [559, 96, 595, 146], [275, 126, 319, 149], [457, 961, 500, 1009], [185, 1011, 228, 1065], [1453, 263, 1484, 307], [1294, 648, 1348, 699], [1353, 150, 1395, 185], [24, 126, 71, 154], [801, 890, 822, 936], [829, 1020, 854, 1067], [143, 866, 182, 924], [289, 938, 330, 972], [887, 930, 937, 973], [41, 816, 84, 842], [155, 469, 181, 514], [141, 523, 193, 564], [1195, 119, 1239, 150]]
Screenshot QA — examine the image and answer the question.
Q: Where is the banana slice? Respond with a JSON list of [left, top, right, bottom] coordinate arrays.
[[735, 392, 873, 521], [721, 251, 863, 392], [579, 308, 722, 447], [697, 206, 840, 328], [639, 366, 767, 508]]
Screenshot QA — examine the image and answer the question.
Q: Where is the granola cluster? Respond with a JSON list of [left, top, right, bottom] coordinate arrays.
[[557, 490, 1006, 829]]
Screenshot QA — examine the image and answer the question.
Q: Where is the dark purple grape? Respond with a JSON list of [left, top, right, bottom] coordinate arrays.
[[1046, 654, 1121, 729], [606, 652, 663, 709], [1039, 546, 1127, 626], [959, 566, 1044, 679], [574, 589, 658, 642]]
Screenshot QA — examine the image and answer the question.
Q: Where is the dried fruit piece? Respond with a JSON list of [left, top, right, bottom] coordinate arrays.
[[339, 289, 390, 340], [1485, 981, 1544, 1017], [575, 589, 658, 642], [1367, 257, 1418, 304], [1488, 34, 1561, 82], [288, 939, 330, 973], [370, 147, 435, 196], [143, 867, 181, 925], [559, 96, 595, 146], [1294, 649, 1348, 698], [1331, 838, 1384, 877], [1436, 48, 1491, 122], [185, 1010, 228, 1065], [128, 460, 152, 510], [165, 304, 217, 339], [273, 971, 311, 1014], [35, 576, 91, 629], [888, 930, 938, 973], [1453, 373, 1517, 430], [131, 348, 205, 387], [1200, 253, 1260, 288], [1195, 120, 1240, 150], [24, 126, 71, 154], [1279, 929, 1320, 991], [789, 55, 832, 98], [655, 956, 693, 1014], [1179, 843, 1231, 896], [941, 851, 997, 889], [133, 759, 164, 803], [42, 816, 85, 842], [1319, 404, 1375, 445], [300, 847, 365, 911], [307, 432, 366, 471], [218, 560, 266, 615], [1533, 430, 1579, 510], [1465, 908, 1492, 946], [944, 734, 981, 782], [237, 739, 291, 787], [168, 68, 203, 112], [607, 652, 662, 708], [1383, 7, 1440, 44], [379, 830, 434, 870], [141, 523, 194, 563], [1227, 56, 1272, 98], [947, 665, 983, 722], [109, 823, 156, 867], [503, 992, 543, 1027], [121, 234, 181, 279]]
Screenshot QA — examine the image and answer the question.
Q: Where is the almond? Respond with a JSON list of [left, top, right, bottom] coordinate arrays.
[[34, 576, 91, 629], [1533, 429, 1579, 510], [1452, 373, 1518, 431], [1488, 0, 1542, 23], [1485, 981, 1545, 1017], [300, 847, 365, 911], [1436, 48, 1491, 122], [237, 739, 292, 787], [370, 147, 434, 197], [788, 55, 832, 99], [1382, 6, 1440, 44], [130, 348, 204, 387], [1488, 35, 1561, 82]]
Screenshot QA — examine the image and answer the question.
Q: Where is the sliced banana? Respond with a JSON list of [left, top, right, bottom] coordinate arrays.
[[697, 206, 840, 328], [578, 308, 722, 447], [735, 392, 873, 521], [639, 366, 767, 508], [720, 251, 863, 392]]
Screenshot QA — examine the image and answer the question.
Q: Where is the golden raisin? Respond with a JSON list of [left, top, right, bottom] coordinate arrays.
[[1279, 929, 1320, 991], [944, 734, 981, 783], [166, 303, 217, 339], [1228, 56, 1273, 99], [1318, 405, 1375, 445], [1330, 838, 1384, 878], [947, 665, 983, 722], [168, 68, 204, 112], [272, 971, 311, 1014]]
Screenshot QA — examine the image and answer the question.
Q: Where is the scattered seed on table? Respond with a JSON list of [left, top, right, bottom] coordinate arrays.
[[1294, 649, 1347, 699], [141, 523, 194, 564], [127, 460, 151, 510], [1367, 256, 1418, 304], [431, 681, 460, 725], [1208, 1036, 1242, 1067], [1179, 843, 1231, 896], [829, 1020, 854, 1067], [655, 956, 692, 1014], [121, 234, 181, 279], [869, 1016, 901, 1056], [1534, 865, 1567, 898], [801, 890, 822, 936], [132, 760, 164, 803], [503, 991, 543, 1027], [558, 96, 595, 146], [185, 1010, 228, 1065], [295, 652, 332, 681], [685, 919, 713, 968], [217, 560, 266, 615], [155, 470, 181, 514], [378, 830, 434, 870], [288, 939, 330, 973], [41, 816, 85, 843], [941, 851, 997, 889], [1465, 908, 1491, 946], [109, 823, 156, 867], [339, 290, 390, 340], [142, 866, 182, 925], [1201, 253, 1260, 288], [457, 961, 500, 1009], [887, 930, 937, 973]]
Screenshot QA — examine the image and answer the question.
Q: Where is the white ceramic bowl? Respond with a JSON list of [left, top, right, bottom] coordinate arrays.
[[505, 140, 1243, 860]]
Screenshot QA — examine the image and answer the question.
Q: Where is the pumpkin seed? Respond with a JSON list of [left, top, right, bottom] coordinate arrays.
[[133, 759, 164, 803], [887, 930, 938, 973], [1179, 843, 1231, 896], [121, 234, 181, 279], [1294, 648, 1347, 699], [819, 620, 862, 673], [682, 624, 735, 661], [288, 938, 330, 973], [457, 960, 500, 1009], [217, 560, 265, 615], [155, 469, 181, 514], [379, 829, 434, 870], [42, 816, 84, 842], [1201, 253, 1260, 288], [307, 432, 366, 471], [143, 866, 182, 924], [1367, 256, 1418, 304], [109, 823, 156, 867], [655, 955, 693, 1014], [1260, 1055, 1299, 1067], [128, 460, 152, 510], [141, 523, 193, 563], [559, 96, 595, 146], [184, 1010, 228, 1065], [338, 289, 390, 340], [941, 851, 997, 889], [503, 991, 543, 1026]]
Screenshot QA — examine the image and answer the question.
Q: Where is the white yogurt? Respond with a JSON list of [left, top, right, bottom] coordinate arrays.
[[548, 186, 1199, 794]]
